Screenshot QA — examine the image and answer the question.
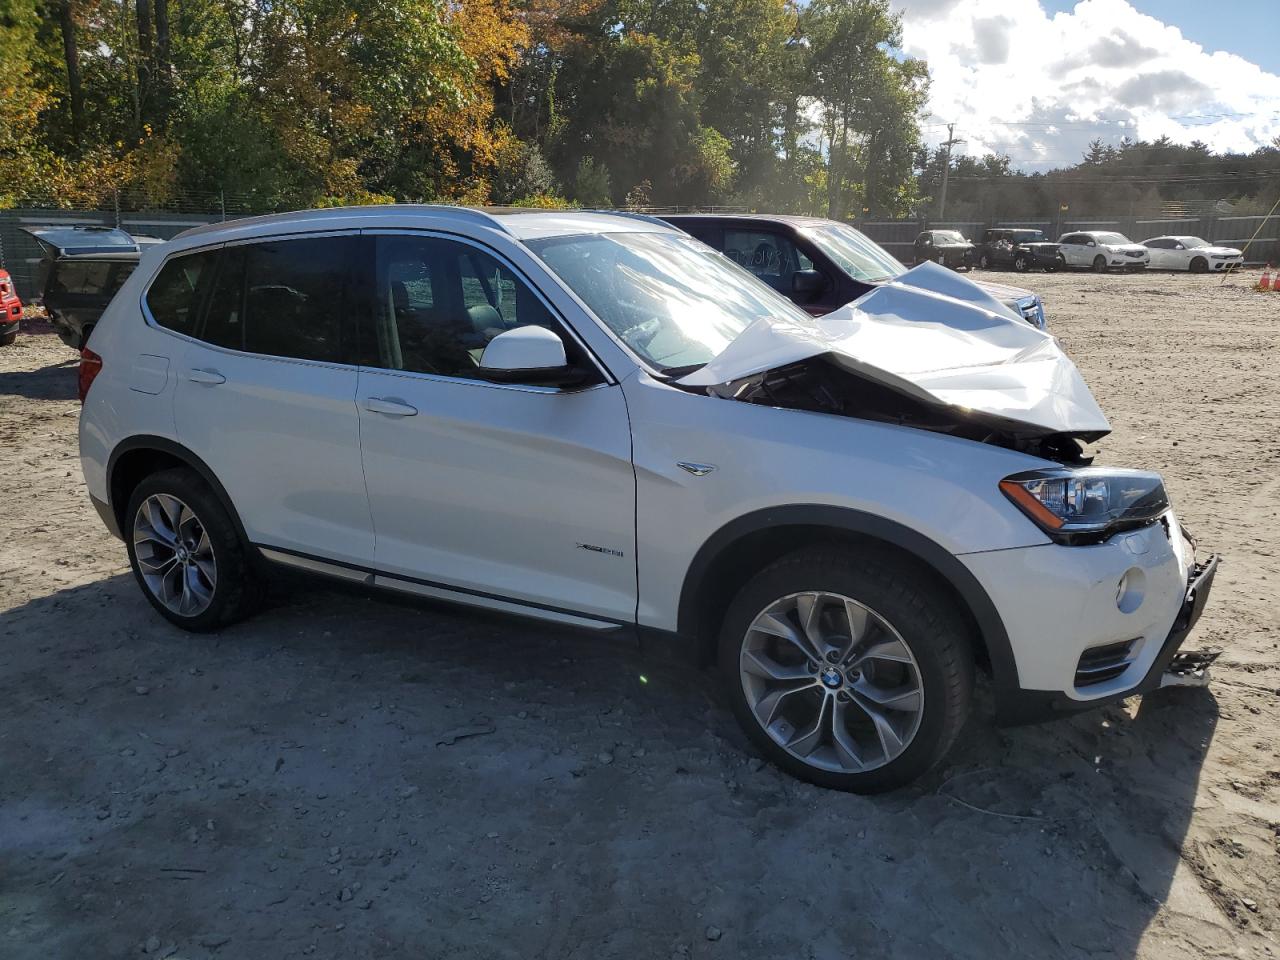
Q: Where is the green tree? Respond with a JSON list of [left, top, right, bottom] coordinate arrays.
[[572, 155, 612, 205]]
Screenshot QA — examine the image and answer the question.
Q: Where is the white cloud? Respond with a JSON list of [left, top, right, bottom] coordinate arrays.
[[891, 0, 1280, 169]]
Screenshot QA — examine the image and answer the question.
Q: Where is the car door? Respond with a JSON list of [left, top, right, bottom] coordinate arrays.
[[170, 233, 375, 568], [1059, 234, 1087, 266], [1145, 238, 1170, 269], [913, 233, 930, 263], [1167, 240, 1189, 270], [354, 231, 637, 624]]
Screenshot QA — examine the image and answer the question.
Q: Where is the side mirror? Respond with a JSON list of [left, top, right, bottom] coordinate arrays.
[[479, 326, 586, 388], [791, 269, 827, 301]]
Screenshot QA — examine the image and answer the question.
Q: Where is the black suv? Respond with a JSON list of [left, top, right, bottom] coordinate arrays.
[[976, 228, 1062, 273], [24, 226, 163, 349], [912, 229, 975, 269], [660, 214, 1048, 328]]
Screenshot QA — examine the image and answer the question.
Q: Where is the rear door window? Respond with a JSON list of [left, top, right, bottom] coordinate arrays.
[[200, 236, 355, 363], [145, 250, 217, 336]]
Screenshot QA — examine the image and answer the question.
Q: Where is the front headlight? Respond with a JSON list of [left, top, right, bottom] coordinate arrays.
[[999, 468, 1169, 545]]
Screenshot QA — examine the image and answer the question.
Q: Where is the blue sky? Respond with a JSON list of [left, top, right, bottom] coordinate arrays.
[[893, 0, 1280, 169]]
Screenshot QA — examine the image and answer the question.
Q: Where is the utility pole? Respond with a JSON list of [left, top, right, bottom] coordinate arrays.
[[937, 122, 966, 222]]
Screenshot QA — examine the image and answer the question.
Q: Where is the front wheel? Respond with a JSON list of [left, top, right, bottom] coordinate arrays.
[[0, 329, 15, 346], [125, 467, 259, 631], [1092, 255, 1107, 273], [719, 548, 973, 793], [1190, 256, 1208, 274], [1013, 255, 1029, 272]]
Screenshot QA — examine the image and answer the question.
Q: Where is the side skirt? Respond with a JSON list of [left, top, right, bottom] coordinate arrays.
[[256, 546, 626, 633]]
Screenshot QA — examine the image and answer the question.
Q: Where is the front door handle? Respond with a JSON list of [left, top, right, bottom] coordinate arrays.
[[187, 368, 226, 385], [362, 397, 418, 417]]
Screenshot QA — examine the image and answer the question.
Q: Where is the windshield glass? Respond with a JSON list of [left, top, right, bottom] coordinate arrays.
[[801, 223, 904, 282], [1094, 232, 1130, 245], [1179, 237, 1210, 248], [1011, 230, 1045, 242], [527, 231, 813, 375], [933, 230, 966, 243]]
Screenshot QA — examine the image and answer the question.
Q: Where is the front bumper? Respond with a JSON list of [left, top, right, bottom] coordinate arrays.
[[961, 511, 1217, 724]]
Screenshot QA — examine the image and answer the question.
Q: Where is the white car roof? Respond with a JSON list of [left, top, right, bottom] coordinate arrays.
[[170, 205, 677, 252]]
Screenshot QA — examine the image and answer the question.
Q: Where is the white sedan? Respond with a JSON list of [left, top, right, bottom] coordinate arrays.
[[1142, 236, 1243, 272]]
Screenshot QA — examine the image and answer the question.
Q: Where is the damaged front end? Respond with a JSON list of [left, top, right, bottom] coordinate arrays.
[[678, 262, 1109, 466]]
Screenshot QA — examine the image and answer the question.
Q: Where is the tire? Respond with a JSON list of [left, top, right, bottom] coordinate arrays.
[[978, 253, 991, 269], [718, 547, 973, 793], [0, 329, 15, 346], [1190, 256, 1208, 274], [1013, 255, 1028, 273], [79, 324, 95, 350], [1092, 255, 1107, 273], [125, 467, 259, 631]]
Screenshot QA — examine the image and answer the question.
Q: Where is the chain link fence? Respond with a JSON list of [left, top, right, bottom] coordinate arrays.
[[6, 197, 1277, 301]]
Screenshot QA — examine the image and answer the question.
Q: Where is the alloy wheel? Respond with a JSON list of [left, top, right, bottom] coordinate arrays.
[[739, 591, 925, 773], [133, 493, 217, 617]]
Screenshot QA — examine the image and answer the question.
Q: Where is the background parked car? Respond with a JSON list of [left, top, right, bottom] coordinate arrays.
[[1057, 231, 1149, 272], [0, 270, 21, 345], [662, 214, 1047, 329], [976, 228, 1062, 273], [24, 226, 163, 349], [1143, 236, 1243, 272], [912, 229, 975, 269]]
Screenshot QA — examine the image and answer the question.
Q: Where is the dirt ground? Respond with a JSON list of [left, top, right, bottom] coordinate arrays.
[[1, 267, 1278, 960]]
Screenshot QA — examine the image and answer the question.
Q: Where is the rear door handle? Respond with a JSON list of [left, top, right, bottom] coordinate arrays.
[[187, 368, 226, 385], [362, 397, 418, 417]]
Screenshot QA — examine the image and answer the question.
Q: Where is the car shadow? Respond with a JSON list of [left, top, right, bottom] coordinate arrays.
[[0, 357, 79, 401], [0, 571, 1226, 959]]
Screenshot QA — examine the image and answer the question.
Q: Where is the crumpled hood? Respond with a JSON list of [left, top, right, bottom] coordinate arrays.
[[679, 261, 1110, 439]]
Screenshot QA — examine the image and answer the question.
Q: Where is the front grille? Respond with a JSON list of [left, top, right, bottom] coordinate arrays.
[[1075, 639, 1138, 687], [1125, 250, 1145, 258]]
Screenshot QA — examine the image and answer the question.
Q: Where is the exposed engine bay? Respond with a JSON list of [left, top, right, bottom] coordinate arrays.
[[676, 260, 1112, 465], [702, 356, 1096, 465]]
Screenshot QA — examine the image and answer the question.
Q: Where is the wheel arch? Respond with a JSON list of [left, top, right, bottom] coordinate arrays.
[[107, 436, 250, 547], [676, 506, 1019, 692]]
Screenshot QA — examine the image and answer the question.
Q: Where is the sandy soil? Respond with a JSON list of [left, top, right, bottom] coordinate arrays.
[[1, 269, 1278, 960]]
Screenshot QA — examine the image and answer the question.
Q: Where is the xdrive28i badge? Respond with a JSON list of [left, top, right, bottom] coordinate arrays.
[[577, 543, 625, 558]]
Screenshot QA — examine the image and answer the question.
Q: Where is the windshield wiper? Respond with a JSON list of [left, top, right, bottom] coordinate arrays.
[[659, 362, 707, 379]]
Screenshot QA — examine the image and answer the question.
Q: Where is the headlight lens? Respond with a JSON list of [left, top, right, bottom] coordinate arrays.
[[999, 468, 1169, 545]]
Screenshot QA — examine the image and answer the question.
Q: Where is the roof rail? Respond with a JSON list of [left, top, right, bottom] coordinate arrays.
[[173, 203, 514, 243], [580, 209, 677, 230]]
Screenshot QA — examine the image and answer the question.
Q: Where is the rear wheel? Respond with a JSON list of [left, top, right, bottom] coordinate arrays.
[[1190, 256, 1208, 274], [1092, 254, 1107, 273], [719, 548, 973, 793], [125, 468, 259, 631], [978, 253, 991, 269]]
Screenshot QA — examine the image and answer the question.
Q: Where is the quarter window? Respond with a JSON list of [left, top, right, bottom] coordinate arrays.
[[145, 250, 216, 336], [372, 235, 580, 382]]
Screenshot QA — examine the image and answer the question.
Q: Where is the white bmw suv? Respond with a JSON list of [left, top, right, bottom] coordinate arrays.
[[78, 207, 1217, 792]]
